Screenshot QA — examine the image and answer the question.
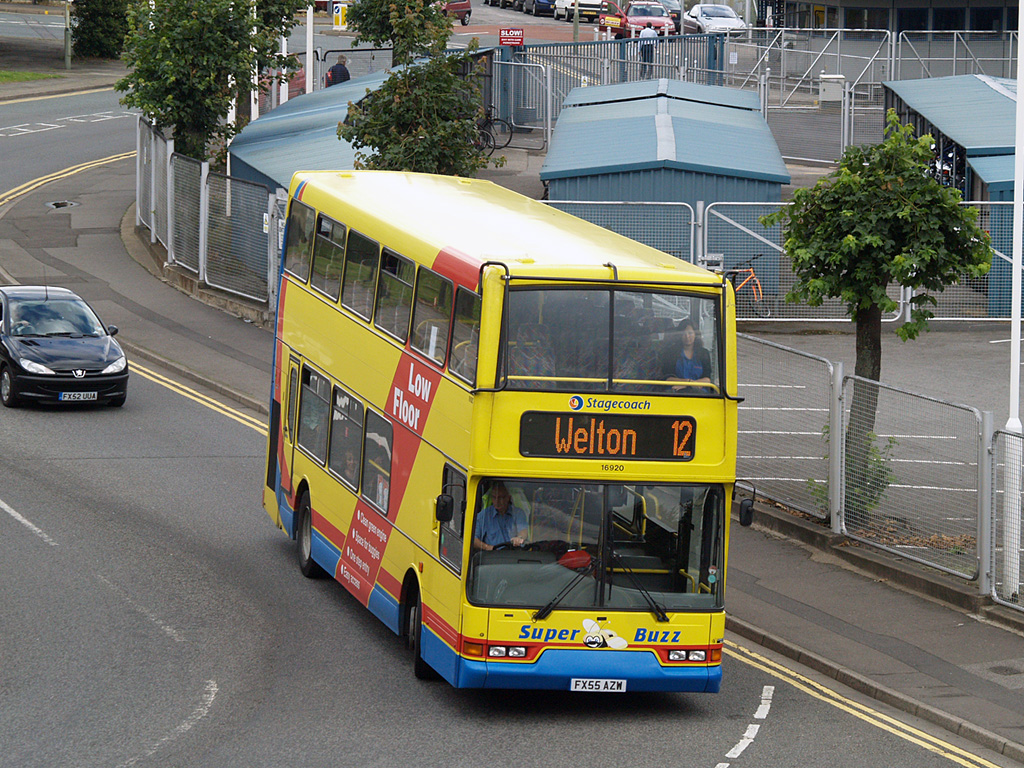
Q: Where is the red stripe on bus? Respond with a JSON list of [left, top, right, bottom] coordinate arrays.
[[422, 602, 460, 649], [313, 507, 347, 553], [432, 246, 480, 291]]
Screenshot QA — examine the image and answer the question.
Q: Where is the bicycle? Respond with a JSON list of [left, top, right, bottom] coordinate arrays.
[[473, 127, 495, 157], [478, 104, 513, 150], [727, 254, 771, 318]]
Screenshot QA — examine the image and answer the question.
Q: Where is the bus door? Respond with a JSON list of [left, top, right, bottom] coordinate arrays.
[[279, 356, 302, 533]]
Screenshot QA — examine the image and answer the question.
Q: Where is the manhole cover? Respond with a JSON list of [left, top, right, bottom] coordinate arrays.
[[46, 201, 79, 209]]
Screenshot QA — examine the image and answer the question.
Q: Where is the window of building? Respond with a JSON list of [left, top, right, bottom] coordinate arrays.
[[896, 7, 928, 34], [283, 200, 315, 283], [932, 7, 965, 31], [844, 6, 889, 30], [411, 268, 454, 366], [311, 215, 346, 301], [970, 7, 1003, 32]]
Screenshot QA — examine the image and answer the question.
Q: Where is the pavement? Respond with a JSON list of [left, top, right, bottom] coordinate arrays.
[[2, 13, 1024, 764]]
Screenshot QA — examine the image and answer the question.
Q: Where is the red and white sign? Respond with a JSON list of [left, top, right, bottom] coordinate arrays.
[[499, 27, 524, 46]]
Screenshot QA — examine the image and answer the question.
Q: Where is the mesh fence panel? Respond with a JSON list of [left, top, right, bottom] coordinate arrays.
[[992, 431, 1024, 610], [842, 375, 981, 579], [206, 173, 272, 302], [153, 130, 169, 248], [545, 201, 694, 262], [895, 31, 1017, 80], [737, 334, 833, 519], [705, 203, 904, 321], [169, 154, 202, 274], [139, 120, 154, 233]]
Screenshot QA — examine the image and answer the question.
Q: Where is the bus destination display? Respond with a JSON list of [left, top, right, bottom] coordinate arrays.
[[520, 412, 696, 461]]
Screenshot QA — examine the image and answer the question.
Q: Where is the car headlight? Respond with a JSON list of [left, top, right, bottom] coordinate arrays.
[[20, 358, 55, 375], [102, 356, 127, 374]]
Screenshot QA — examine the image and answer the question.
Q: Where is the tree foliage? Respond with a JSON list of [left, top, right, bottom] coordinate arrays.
[[339, 0, 494, 176], [762, 109, 991, 380], [116, 0, 307, 161], [71, 0, 129, 59]]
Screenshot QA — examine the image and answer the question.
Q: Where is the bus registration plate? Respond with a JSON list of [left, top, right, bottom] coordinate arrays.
[[570, 678, 626, 692]]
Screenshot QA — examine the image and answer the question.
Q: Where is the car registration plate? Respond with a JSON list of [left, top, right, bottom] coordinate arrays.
[[59, 392, 98, 401], [570, 678, 627, 692]]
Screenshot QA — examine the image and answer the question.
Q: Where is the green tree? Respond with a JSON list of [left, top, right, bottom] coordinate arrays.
[[116, 0, 307, 161], [762, 110, 991, 518], [71, 0, 129, 59], [338, 0, 493, 175]]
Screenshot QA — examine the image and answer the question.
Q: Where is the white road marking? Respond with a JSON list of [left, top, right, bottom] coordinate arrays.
[[96, 574, 186, 643], [0, 495, 59, 546], [721, 685, 774, 763], [117, 680, 218, 768]]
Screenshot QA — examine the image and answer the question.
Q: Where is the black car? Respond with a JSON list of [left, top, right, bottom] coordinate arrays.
[[0, 286, 129, 408]]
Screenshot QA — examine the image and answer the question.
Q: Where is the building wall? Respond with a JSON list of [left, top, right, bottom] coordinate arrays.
[[546, 168, 782, 207], [773, 1, 1018, 32]]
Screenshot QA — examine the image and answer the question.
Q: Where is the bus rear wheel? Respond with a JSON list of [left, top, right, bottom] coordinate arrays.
[[406, 591, 439, 680], [296, 491, 326, 579]]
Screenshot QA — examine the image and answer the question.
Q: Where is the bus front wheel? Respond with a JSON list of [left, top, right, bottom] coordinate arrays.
[[406, 591, 438, 680], [296, 491, 326, 579]]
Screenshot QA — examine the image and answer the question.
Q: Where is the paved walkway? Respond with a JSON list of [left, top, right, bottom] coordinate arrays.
[[1, 18, 1023, 763]]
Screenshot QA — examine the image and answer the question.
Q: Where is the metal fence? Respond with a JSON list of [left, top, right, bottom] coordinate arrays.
[[737, 336, 1021, 613], [546, 200, 694, 262], [737, 334, 834, 520], [841, 375, 983, 580]]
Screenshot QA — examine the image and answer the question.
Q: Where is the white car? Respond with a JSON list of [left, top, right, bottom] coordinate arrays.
[[684, 3, 748, 33], [554, 0, 602, 21]]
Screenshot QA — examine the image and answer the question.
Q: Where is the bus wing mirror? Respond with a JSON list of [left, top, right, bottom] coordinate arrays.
[[435, 494, 454, 523], [738, 498, 754, 527]]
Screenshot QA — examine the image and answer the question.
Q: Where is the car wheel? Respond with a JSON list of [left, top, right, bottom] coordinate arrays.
[[296, 491, 326, 578], [406, 589, 439, 680], [532, 2, 541, 15], [0, 366, 20, 408], [461, 9, 470, 23]]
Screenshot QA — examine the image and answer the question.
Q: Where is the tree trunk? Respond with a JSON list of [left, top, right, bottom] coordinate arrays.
[[844, 304, 884, 524]]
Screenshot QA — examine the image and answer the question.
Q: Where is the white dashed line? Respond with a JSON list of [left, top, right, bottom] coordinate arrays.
[[0, 495, 59, 546]]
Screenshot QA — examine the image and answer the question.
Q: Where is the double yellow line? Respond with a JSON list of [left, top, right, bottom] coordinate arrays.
[[132, 362, 267, 435], [725, 640, 1006, 768], [0, 151, 136, 208]]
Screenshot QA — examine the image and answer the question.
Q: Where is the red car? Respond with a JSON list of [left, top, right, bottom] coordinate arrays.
[[599, 0, 674, 37], [441, 0, 472, 25]]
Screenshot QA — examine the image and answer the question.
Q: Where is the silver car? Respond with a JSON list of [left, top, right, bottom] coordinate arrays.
[[684, 3, 748, 33]]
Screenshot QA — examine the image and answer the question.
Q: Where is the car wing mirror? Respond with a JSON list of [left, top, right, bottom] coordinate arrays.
[[435, 493, 454, 523], [107, 325, 119, 336]]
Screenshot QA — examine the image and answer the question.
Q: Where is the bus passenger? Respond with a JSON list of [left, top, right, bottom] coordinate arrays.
[[666, 319, 712, 390], [473, 481, 529, 551]]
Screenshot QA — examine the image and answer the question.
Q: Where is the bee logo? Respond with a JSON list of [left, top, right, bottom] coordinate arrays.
[[569, 396, 583, 411], [582, 618, 628, 650]]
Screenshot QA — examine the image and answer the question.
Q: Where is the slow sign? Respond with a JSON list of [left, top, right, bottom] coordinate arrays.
[[500, 27, 525, 46]]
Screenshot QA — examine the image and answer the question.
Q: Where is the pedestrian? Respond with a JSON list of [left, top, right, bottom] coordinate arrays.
[[325, 54, 350, 87], [638, 22, 657, 79]]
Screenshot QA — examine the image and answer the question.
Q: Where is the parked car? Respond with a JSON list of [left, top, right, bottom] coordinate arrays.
[[652, 0, 691, 33], [599, 0, 674, 38], [683, 3, 748, 33], [553, 0, 602, 22], [522, 0, 554, 14], [0, 286, 128, 408], [441, 0, 472, 24]]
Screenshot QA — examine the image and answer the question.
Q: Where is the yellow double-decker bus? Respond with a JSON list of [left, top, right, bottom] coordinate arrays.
[[263, 170, 750, 692]]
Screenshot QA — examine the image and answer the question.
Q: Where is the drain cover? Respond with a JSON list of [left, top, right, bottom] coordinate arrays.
[[46, 200, 79, 209]]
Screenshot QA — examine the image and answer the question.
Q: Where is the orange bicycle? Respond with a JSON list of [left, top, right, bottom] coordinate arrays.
[[727, 255, 771, 318]]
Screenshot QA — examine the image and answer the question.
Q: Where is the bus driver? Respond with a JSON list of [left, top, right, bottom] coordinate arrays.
[[473, 481, 529, 551]]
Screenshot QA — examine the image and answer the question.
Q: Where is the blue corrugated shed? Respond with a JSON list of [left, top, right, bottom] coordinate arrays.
[[227, 71, 390, 191], [969, 154, 1015, 200], [540, 78, 789, 205], [884, 75, 1016, 156]]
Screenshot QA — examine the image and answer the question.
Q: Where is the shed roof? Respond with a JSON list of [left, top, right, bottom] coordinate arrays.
[[228, 71, 390, 190], [968, 154, 1015, 190], [540, 79, 789, 184], [884, 75, 1017, 156]]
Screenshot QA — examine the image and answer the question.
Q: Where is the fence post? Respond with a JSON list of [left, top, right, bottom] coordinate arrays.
[[978, 410, 994, 597], [149, 126, 157, 245], [694, 200, 704, 264], [829, 361, 844, 534], [198, 161, 210, 278], [164, 139, 174, 260], [135, 117, 143, 228]]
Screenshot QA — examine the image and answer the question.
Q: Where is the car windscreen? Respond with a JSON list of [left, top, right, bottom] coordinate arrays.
[[9, 299, 106, 337]]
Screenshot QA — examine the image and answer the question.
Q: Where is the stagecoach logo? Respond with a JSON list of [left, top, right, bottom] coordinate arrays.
[[568, 396, 583, 411], [72, 370, 86, 379]]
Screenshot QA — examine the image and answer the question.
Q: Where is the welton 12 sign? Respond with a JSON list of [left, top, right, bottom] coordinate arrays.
[[519, 412, 696, 461]]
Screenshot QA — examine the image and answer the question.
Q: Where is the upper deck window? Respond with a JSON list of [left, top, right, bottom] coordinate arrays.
[[341, 230, 379, 320], [502, 287, 721, 395], [411, 268, 453, 365], [283, 200, 315, 283], [311, 215, 346, 301], [374, 249, 415, 342]]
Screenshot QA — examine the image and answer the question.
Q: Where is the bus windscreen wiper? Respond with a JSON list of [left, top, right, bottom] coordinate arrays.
[[533, 562, 595, 621], [610, 551, 669, 622]]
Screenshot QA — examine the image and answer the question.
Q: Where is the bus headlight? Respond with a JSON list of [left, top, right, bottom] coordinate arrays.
[[668, 650, 688, 661], [488, 646, 527, 658]]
